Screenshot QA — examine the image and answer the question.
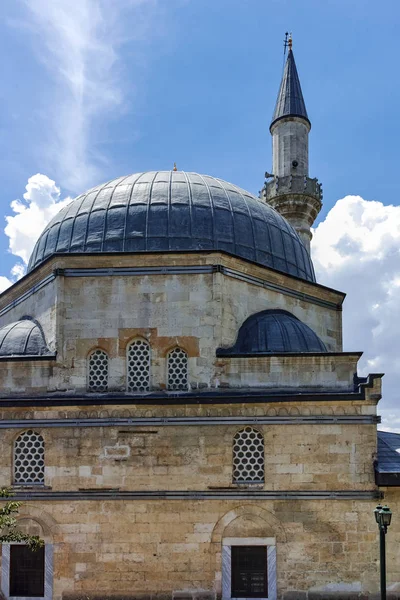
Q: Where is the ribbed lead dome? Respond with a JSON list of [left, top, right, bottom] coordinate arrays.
[[217, 310, 327, 355], [28, 171, 315, 282], [0, 318, 50, 357]]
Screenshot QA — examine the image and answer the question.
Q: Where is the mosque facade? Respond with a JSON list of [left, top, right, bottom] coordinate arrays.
[[1, 42, 400, 600]]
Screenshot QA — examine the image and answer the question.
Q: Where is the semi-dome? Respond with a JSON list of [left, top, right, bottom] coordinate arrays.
[[0, 318, 50, 357], [217, 309, 327, 355], [28, 171, 316, 282]]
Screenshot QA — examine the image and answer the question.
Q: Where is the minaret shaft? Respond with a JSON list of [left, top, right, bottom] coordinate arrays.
[[271, 117, 309, 178]]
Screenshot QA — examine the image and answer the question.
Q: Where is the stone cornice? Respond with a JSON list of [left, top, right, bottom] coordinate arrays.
[[0, 415, 380, 428], [10, 489, 382, 502]]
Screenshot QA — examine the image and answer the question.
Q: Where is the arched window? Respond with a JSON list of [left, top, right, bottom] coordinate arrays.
[[167, 347, 188, 391], [14, 430, 45, 485], [233, 427, 264, 483], [127, 339, 151, 392], [88, 349, 109, 392]]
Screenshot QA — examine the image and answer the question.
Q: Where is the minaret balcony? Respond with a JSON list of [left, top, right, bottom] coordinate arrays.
[[263, 174, 323, 203], [262, 175, 323, 249]]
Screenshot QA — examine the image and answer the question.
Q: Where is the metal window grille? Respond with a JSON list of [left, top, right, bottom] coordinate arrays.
[[10, 544, 45, 597], [167, 347, 188, 390], [231, 546, 268, 598], [14, 430, 45, 485], [88, 349, 109, 392], [127, 339, 151, 392], [233, 427, 265, 483]]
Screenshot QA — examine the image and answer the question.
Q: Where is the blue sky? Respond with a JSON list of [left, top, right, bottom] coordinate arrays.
[[1, 0, 400, 426], [1, 0, 398, 238]]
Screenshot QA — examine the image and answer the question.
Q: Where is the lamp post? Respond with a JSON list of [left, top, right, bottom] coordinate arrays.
[[374, 504, 392, 600]]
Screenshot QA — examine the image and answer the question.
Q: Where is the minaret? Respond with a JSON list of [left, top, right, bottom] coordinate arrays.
[[262, 36, 322, 253]]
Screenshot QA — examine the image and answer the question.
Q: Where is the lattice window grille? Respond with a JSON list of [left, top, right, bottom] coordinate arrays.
[[88, 349, 109, 392], [14, 430, 45, 485], [233, 427, 265, 483], [127, 339, 151, 392], [167, 347, 188, 391]]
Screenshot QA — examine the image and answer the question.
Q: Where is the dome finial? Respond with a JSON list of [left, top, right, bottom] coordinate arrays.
[[173, 162, 177, 172], [283, 31, 292, 53]]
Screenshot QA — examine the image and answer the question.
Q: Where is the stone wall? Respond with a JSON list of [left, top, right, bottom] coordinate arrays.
[[2, 497, 398, 600], [0, 399, 385, 599], [217, 354, 360, 389], [0, 252, 389, 600], [0, 253, 346, 394], [0, 359, 55, 395], [0, 420, 378, 492]]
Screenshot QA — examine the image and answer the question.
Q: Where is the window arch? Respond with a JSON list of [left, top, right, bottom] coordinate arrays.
[[127, 338, 151, 392], [233, 427, 264, 483], [167, 347, 188, 391], [14, 430, 45, 485], [87, 349, 109, 392]]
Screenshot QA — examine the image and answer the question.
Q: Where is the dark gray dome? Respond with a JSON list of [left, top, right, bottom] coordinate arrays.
[[0, 318, 50, 357], [217, 309, 327, 355], [28, 171, 316, 282]]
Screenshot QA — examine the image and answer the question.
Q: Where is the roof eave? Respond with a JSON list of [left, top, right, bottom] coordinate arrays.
[[375, 470, 400, 486]]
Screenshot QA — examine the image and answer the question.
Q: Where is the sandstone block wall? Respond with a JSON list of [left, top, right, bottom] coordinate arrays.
[[0, 252, 388, 600], [0, 359, 55, 395], [4, 497, 399, 600], [218, 354, 360, 389], [0, 419, 378, 492], [0, 253, 346, 394]]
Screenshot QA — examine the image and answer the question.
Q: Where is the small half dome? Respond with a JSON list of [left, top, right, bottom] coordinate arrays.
[[0, 318, 50, 357], [217, 309, 327, 355]]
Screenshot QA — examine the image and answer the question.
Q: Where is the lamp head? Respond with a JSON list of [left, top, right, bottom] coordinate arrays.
[[374, 504, 383, 524], [380, 505, 392, 528]]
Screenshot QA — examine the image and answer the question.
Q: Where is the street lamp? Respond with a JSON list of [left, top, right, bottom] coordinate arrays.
[[374, 504, 393, 600]]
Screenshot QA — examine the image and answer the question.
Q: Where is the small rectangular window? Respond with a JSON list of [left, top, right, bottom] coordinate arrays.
[[10, 544, 45, 597], [231, 546, 267, 598]]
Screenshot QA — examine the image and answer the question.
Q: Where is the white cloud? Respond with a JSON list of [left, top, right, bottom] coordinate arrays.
[[2, 174, 71, 285], [0, 277, 12, 293], [312, 195, 400, 431], [20, 0, 161, 192], [10, 264, 26, 280]]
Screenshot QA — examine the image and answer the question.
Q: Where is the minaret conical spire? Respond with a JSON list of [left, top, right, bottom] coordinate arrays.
[[271, 47, 310, 130]]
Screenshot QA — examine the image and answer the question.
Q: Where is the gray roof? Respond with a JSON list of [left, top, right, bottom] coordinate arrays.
[[375, 431, 400, 486], [271, 49, 309, 129], [217, 309, 327, 355], [0, 318, 50, 356], [27, 171, 316, 282], [376, 431, 400, 473]]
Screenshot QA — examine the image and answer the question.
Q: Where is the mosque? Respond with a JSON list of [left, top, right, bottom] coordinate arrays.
[[0, 39, 400, 600]]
